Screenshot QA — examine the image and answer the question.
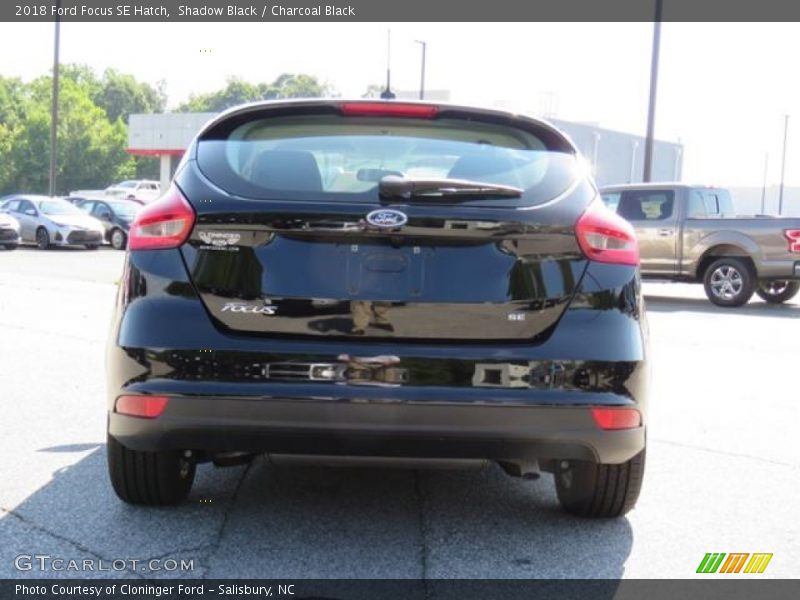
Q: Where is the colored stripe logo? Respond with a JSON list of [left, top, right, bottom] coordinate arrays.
[[697, 553, 772, 574]]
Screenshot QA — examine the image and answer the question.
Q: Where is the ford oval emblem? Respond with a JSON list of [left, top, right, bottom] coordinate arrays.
[[366, 209, 408, 229]]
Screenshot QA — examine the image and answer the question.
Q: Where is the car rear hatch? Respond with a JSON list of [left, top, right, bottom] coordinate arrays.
[[175, 101, 592, 342]]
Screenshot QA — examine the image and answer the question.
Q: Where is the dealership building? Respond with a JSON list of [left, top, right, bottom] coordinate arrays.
[[127, 109, 683, 191]]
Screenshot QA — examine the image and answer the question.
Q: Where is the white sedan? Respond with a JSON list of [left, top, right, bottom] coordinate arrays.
[[0, 195, 105, 249]]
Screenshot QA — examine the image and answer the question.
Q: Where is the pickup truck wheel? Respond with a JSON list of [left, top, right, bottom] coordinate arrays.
[[107, 434, 195, 505], [555, 450, 645, 518], [703, 258, 755, 307], [755, 281, 800, 304]]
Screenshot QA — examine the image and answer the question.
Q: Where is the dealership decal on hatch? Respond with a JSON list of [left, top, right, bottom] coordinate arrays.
[[198, 231, 242, 250]]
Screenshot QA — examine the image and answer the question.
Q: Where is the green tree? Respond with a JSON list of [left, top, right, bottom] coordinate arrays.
[[0, 74, 134, 195], [58, 64, 165, 182], [179, 73, 333, 112], [59, 64, 102, 99], [59, 64, 166, 123], [0, 76, 27, 191], [259, 73, 334, 100], [179, 77, 261, 112], [361, 83, 385, 98], [95, 69, 167, 123]]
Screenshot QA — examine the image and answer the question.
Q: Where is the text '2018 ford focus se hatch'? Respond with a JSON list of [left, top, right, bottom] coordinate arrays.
[[106, 100, 648, 517]]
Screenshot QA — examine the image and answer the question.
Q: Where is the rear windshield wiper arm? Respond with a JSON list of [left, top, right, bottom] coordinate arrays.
[[379, 175, 522, 202]]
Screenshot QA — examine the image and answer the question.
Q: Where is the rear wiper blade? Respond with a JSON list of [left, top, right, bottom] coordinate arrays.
[[379, 175, 522, 202]]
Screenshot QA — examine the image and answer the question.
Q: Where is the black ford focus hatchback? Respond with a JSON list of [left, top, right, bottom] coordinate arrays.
[[106, 100, 648, 517]]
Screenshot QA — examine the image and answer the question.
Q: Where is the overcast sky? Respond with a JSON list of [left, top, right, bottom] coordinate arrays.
[[1, 22, 799, 187]]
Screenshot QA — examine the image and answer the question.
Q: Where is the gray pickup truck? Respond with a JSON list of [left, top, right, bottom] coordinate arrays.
[[600, 183, 800, 306]]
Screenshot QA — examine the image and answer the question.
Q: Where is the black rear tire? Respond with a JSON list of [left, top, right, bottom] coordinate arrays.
[[555, 450, 645, 518], [107, 434, 195, 505], [702, 257, 756, 307], [755, 281, 800, 304], [3, 243, 17, 250]]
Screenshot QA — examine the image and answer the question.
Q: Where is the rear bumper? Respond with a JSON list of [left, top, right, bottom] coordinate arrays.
[[106, 251, 649, 465], [0, 228, 19, 243], [108, 397, 645, 465], [757, 259, 800, 280]]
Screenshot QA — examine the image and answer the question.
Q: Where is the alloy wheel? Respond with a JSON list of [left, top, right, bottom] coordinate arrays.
[[760, 280, 790, 296], [709, 265, 743, 300]]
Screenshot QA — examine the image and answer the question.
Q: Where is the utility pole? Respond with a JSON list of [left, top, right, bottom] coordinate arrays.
[[778, 115, 789, 215], [380, 29, 396, 100], [760, 153, 768, 214], [49, 0, 61, 196], [415, 40, 427, 100], [643, 0, 662, 182]]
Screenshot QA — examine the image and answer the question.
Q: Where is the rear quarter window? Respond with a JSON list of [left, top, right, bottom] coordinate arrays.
[[691, 189, 735, 217], [195, 113, 580, 206], [601, 192, 621, 212]]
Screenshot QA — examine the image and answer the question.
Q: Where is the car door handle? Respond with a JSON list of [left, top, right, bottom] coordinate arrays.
[[657, 228, 674, 236]]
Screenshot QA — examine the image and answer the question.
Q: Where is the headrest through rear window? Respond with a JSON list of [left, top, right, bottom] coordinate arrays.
[[617, 195, 648, 221], [447, 153, 518, 186], [249, 150, 322, 192]]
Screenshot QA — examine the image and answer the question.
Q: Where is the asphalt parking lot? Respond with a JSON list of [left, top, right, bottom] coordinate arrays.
[[0, 246, 798, 579]]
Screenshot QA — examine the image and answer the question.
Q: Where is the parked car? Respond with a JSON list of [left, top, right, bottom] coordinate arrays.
[[0, 195, 105, 249], [106, 100, 649, 517], [105, 180, 160, 202], [0, 211, 20, 249], [600, 183, 800, 306], [76, 197, 141, 250]]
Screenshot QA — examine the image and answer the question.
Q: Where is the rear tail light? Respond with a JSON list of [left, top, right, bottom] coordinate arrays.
[[128, 185, 195, 250], [591, 408, 641, 430], [575, 199, 640, 266], [340, 102, 439, 119], [785, 229, 800, 253], [115, 395, 169, 419]]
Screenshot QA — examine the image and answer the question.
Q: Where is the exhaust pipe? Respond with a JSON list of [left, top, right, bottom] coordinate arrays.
[[497, 459, 541, 480]]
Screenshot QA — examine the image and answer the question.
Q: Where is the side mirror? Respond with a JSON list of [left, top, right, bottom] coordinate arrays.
[[98, 211, 112, 221], [24, 208, 37, 216]]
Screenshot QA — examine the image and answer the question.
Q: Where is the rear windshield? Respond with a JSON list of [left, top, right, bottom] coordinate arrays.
[[196, 114, 580, 205]]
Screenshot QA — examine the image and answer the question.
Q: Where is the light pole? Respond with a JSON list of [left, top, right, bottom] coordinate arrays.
[[415, 40, 427, 100], [643, 0, 662, 183], [49, 0, 61, 196], [761, 153, 768, 214], [778, 115, 789, 215], [380, 29, 395, 99]]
